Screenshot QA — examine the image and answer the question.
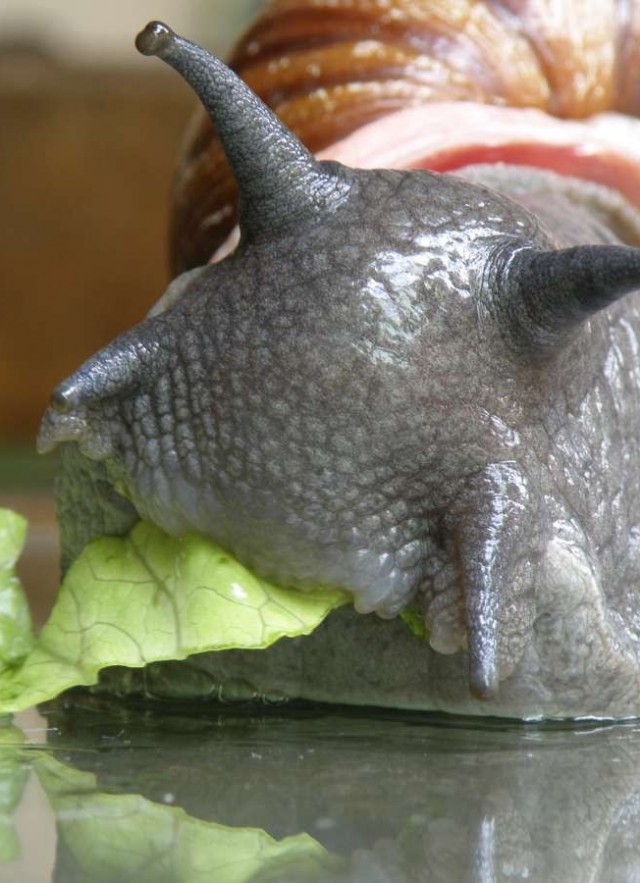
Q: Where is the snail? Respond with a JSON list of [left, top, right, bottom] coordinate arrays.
[[37, 5, 640, 719]]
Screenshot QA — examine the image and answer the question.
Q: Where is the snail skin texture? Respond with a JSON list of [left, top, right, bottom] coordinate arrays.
[[38, 20, 640, 720]]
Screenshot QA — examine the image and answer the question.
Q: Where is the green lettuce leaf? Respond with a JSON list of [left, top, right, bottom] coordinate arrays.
[[32, 753, 338, 883], [0, 510, 34, 669], [400, 608, 428, 641], [0, 520, 348, 714]]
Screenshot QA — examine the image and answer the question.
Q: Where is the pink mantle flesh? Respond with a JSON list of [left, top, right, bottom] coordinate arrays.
[[213, 103, 640, 262]]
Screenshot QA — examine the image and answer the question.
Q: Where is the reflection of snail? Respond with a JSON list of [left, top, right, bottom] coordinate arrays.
[[30, 706, 640, 882], [172, 0, 640, 272], [37, 5, 640, 719]]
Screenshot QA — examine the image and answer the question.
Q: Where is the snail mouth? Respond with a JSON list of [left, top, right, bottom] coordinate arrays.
[[316, 103, 640, 220], [38, 401, 113, 461]]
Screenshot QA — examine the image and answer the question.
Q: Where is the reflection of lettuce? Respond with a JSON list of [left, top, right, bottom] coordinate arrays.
[[0, 510, 34, 668], [27, 751, 339, 883], [0, 725, 340, 882], [0, 517, 348, 714], [0, 727, 28, 863]]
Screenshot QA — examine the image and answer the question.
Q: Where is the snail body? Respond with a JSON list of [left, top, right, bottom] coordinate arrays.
[[39, 14, 640, 718]]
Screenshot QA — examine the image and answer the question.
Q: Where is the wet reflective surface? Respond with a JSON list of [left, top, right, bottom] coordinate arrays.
[[3, 698, 640, 882]]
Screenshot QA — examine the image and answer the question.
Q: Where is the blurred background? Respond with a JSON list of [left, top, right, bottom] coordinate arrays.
[[0, 0, 264, 618]]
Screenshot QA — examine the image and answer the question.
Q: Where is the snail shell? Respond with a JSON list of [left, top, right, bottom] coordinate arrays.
[[171, 0, 640, 273]]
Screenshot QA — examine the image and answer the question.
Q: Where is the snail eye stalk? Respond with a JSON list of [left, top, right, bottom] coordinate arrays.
[[135, 20, 351, 240]]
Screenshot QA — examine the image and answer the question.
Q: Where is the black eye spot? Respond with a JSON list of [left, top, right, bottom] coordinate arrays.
[[49, 384, 80, 413], [135, 21, 174, 57]]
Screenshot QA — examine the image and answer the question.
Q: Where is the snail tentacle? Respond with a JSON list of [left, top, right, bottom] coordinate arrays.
[[453, 462, 534, 700], [136, 21, 351, 240], [492, 243, 640, 355]]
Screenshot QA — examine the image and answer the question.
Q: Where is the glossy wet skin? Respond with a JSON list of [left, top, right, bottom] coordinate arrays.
[[39, 23, 640, 718]]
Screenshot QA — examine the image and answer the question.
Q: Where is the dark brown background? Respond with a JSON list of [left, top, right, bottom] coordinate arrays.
[[0, 49, 195, 444]]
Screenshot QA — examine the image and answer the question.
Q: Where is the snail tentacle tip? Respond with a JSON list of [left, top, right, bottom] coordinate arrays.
[[469, 661, 500, 702], [135, 21, 175, 57]]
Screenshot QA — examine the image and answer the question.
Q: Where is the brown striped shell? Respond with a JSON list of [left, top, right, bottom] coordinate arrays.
[[171, 0, 640, 273]]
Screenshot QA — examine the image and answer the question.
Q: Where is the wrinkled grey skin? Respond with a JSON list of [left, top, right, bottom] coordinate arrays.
[[39, 22, 640, 718]]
